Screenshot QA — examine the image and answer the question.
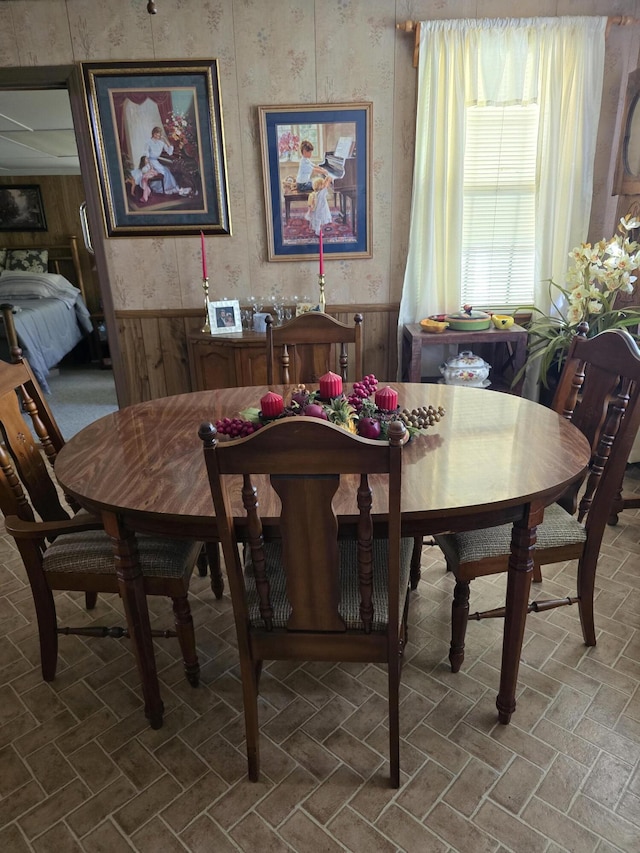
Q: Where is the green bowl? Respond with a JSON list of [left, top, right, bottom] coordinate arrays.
[[445, 311, 491, 331]]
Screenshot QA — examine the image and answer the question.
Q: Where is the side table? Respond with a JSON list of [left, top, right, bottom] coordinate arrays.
[[401, 323, 528, 395]]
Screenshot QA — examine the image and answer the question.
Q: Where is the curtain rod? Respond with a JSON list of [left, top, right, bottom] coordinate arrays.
[[397, 16, 640, 68]]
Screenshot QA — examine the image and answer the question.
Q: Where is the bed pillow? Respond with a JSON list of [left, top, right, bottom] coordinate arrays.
[[0, 249, 6, 271], [0, 271, 80, 301], [6, 248, 49, 273]]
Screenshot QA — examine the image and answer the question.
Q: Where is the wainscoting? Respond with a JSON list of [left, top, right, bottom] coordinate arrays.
[[115, 304, 400, 405]]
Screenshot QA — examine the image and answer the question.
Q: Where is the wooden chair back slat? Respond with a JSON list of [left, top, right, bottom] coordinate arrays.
[[266, 312, 363, 384], [0, 364, 70, 523]]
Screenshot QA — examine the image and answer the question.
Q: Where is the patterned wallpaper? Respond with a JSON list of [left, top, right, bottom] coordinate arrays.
[[0, 0, 638, 313]]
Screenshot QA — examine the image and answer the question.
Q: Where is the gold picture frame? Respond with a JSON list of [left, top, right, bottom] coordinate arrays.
[[81, 59, 231, 236]]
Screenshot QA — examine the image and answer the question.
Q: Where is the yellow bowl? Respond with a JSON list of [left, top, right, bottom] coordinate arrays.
[[491, 314, 515, 330]]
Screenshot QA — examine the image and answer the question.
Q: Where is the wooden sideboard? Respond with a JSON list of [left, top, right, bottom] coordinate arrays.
[[188, 330, 268, 390]]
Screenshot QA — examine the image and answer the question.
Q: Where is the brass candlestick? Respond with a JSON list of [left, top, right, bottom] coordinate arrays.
[[318, 273, 326, 313], [201, 277, 211, 333]]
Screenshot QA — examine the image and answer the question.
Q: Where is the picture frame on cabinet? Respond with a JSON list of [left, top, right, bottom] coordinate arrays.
[[81, 59, 231, 237], [0, 185, 47, 232], [258, 103, 372, 262], [208, 299, 242, 334]]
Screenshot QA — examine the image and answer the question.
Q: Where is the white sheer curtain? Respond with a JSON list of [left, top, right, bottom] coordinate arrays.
[[398, 16, 606, 374]]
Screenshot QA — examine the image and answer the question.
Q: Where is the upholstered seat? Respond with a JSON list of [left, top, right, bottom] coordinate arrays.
[[44, 530, 199, 580], [447, 502, 586, 565], [247, 538, 413, 631]]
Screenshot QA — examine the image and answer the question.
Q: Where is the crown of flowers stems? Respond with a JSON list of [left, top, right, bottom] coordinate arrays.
[[515, 215, 640, 388]]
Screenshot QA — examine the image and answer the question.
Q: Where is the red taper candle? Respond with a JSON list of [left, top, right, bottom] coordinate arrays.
[[260, 391, 284, 418], [319, 371, 342, 398], [200, 231, 207, 279], [375, 386, 399, 411], [319, 229, 324, 275]]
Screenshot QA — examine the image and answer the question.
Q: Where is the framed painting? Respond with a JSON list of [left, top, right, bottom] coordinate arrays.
[[209, 299, 242, 334], [258, 103, 371, 262], [614, 67, 640, 196], [81, 60, 231, 237], [0, 185, 47, 232]]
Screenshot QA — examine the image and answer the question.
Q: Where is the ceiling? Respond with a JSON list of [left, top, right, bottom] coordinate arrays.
[[0, 89, 80, 176]]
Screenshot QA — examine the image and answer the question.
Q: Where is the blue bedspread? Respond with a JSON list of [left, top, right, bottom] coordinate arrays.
[[4, 297, 93, 393]]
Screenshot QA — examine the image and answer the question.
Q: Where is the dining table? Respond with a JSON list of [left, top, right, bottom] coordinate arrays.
[[54, 382, 591, 730]]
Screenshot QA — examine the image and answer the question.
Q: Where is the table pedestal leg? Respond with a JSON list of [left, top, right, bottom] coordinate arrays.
[[103, 511, 164, 728], [496, 507, 540, 724]]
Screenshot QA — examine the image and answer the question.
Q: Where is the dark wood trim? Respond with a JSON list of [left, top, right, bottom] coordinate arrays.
[[115, 303, 400, 319]]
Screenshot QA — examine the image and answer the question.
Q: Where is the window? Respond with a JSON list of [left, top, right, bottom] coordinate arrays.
[[461, 104, 539, 309]]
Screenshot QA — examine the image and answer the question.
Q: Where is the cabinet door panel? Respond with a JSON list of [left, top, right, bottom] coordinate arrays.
[[237, 345, 268, 385], [190, 340, 237, 389]]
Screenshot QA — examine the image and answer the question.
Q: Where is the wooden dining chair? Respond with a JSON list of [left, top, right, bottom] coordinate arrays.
[[265, 311, 363, 384], [0, 357, 202, 693], [434, 327, 640, 673], [200, 415, 412, 788]]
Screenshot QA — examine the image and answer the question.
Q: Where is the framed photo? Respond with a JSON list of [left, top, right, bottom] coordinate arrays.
[[0, 185, 47, 232], [259, 103, 371, 262], [209, 299, 241, 334], [81, 60, 231, 237]]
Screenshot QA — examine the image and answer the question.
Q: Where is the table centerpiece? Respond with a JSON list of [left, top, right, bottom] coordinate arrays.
[[213, 372, 446, 441]]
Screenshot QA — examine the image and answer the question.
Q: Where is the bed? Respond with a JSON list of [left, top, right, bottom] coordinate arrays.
[[0, 237, 93, 392]]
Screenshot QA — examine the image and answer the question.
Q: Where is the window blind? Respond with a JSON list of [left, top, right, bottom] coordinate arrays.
[[461, 104, 539, 309]]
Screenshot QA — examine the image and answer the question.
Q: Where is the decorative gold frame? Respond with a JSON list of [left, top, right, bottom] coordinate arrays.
[[81, 59, 231, 236]]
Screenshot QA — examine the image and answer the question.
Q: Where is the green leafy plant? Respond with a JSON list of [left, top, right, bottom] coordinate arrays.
[[515, 215, 640, 388]]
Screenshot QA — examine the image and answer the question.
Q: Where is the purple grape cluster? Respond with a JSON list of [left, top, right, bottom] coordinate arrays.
[[214, 417, 261, 438], [347, 374, 378, 412]]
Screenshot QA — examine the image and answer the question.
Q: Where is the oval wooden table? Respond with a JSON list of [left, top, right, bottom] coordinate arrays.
[[55, 383, 590, 729]]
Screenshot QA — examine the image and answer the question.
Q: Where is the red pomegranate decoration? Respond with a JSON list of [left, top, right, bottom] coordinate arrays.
[[357, 417, 381, 439], [303, 403, 328, 420]]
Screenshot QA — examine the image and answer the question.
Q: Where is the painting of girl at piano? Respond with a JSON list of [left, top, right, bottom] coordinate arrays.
[[259, 103, 372, 262]]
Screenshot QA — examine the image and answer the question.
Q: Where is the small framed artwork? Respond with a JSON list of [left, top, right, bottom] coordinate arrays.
[[81, 59, 231, 237], [258, 103, 372, 262], [0, 185, 47, 232], [209, 299, 242, 334]]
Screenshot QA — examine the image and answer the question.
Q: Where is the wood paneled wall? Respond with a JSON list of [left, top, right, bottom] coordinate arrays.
[[0, 175, 101, 314], [115, 303, 400, 405]]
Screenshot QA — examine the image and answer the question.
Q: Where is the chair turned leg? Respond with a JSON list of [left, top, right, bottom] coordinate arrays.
[[410, 536, 422, 590], [450, 579, 470, 673], [26, 571, 58, 681], [388, 648, 401, 788], [196, 547, 208, 577], [171, 595, 200, 687], [205, 542, 224, 599], [85, 592, 98, 609], [240, 658, 262, 782], [577, 557, 597, 647]]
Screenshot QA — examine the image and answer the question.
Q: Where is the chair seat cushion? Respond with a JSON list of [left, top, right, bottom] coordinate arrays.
[[246, 537, 413, 631], [43, 530, 201, 580], [441, 502, 587, 565]]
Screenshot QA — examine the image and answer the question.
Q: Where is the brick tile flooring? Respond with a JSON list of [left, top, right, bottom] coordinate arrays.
[[1, 465, 639, 851]]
